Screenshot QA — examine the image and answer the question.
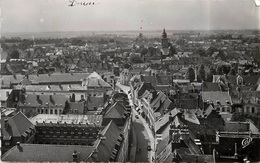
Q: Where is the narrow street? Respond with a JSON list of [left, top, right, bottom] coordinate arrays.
[[133, 117, 149, 162], [116, 82, 155, 163]]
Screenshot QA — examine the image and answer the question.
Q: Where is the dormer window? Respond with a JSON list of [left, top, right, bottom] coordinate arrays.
[[226, 100, 230, 104], [216, 100, 220, 105]]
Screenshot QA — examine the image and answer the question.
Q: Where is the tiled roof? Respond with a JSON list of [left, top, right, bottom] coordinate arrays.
[[69, 102, 85, 114], [155, 108, 180, 132], [221, 122, 250, 132], [30, 114, 103, 126], [183, 110, 200, 125], [201, 91, 232, 105], [96, 121, 121, 161], [176, 149, 214, 163], [137, 82, 153, 97], [141, 75, 157, 86], [1, 73, 91, 87], [102, 101, 128, 126], [104, 102, 126, 118], [0, 89, 12, 101], [17, 94, 69, 108], [86, 96, 105, 111], [1, 112, 34, 138], [2, 144, 94, 162], [202, 82, 221, 92], [84, 72, 112, 88], [156, 75, 172, 86], [14, 84, 86, 92], [179, 99, 197, 110]]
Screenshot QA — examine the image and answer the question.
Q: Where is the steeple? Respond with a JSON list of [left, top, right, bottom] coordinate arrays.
[[161, 28, 168, 48], [162, 28, 167, 39]]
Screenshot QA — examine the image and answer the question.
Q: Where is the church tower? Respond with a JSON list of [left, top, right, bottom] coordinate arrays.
[[161, 28, 168, 48]]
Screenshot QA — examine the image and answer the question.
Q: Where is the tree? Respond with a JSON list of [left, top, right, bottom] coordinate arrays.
[[217, 50, 226, 61], [197, 48, 206, 57], [239, 69, 246, 75], [141, 48, 148, 57], [186, 67, 195, 82], [222, 65, 230, 75], [71, 93, 76, 102], [176, 38, 185, 46], [10, 50, 20, 59], [129, 54, 143, 63], [168, 43, 176, 57], [198, 64, 206, 82], [216, 65, 223, 75], [229, 68, 236, 76], [206, 67, 216, 82], [206, 46, 218, 57]]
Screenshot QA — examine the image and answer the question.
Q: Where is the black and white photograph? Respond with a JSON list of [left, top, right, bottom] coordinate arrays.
[[1, 0, 260, 162]]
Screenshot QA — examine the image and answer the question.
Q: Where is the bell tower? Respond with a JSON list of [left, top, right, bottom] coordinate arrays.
[[161, 28, 168, 48]]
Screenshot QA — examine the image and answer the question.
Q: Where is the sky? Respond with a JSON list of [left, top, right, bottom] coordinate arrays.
[[1, 0, 260, 33]]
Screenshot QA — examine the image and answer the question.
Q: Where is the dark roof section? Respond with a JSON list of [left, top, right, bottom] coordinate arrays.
[[2, 144, 94, 162], [1, 111, 34, 139], [17, 94, 69, 108], [102, 102, 127, 126], [69, 102, 85, 114], [2, 73, 90, 87], [202, 82, 221, 92], [95, 121, 121, 161]]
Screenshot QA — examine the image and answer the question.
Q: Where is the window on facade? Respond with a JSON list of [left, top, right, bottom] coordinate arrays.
[[227, 107, 230, 112], [50, 110, 53, 114], [45, 109, 48, 114], [71, 132, 74, 135], [247, 107, 250, 113], [252, 107, 255, 113], [222, 108, 225, 112], [5, 141, 10, 146], [217, 108, 220, 111], [55, 109, 57, 114]]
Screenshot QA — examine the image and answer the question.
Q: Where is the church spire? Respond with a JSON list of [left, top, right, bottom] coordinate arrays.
[[162, 28, 167, 39], [161, 28, 168, 48]]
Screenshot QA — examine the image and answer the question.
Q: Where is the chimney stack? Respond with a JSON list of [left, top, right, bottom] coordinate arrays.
[[50, 95, 53, 103], [72, 150, 78, 162], [4, 119, 9, 129], [6, 91, 9, 98]]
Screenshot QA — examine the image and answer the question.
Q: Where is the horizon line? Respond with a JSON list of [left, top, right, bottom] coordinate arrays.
[[2, 28, 260, 34]]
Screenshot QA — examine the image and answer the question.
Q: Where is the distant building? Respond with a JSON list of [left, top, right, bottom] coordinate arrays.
[[200, 91, 233, 113], [161, 29, 168, 49], [120, 69, 131, 86]]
